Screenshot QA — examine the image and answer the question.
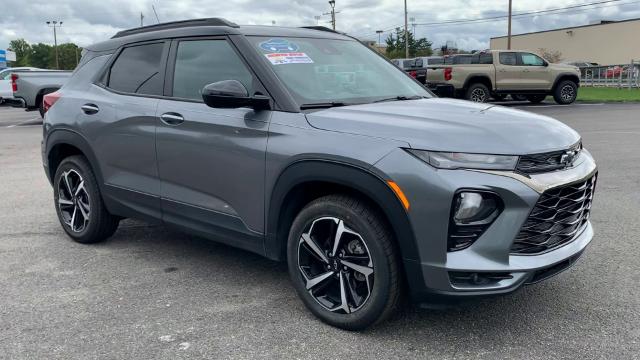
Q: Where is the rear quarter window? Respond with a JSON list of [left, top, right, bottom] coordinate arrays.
[[107, 42, 165, 96]]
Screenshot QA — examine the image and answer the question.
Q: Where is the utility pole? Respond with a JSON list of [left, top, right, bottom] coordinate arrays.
[[507, 0, 512, 49], [404, 0, 409, 58], [46, 21, 62, 70], [376, 30, 383, 46], [410, 16, 416, 35], [327, 0, 336, 30], [314, 15, 321, 25], [140, 12, 144, 27]]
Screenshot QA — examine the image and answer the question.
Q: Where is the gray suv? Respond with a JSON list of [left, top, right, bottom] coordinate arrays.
[[41, 19, 597, 330]]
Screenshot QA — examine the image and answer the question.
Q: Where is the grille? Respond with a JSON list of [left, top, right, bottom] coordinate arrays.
[[511, 173, 597, 255], [517, 142, 582, 174]]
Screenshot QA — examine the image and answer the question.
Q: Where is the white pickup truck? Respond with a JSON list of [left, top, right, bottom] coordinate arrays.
[[10, 70, 72, 116], [0, 67, 41, 103]]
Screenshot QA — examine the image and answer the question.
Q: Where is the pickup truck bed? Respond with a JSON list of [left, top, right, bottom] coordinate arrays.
[[11, 70, 72, 114]]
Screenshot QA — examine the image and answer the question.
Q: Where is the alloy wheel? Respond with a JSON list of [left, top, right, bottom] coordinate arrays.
[[470, 88, 487, 102], [57, 169, 91, 233], [561, 85, 576, 102], [297, 217, 374, 314]]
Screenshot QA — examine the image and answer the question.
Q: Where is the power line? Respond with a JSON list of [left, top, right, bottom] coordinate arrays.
[[349, 0, 632, 38]]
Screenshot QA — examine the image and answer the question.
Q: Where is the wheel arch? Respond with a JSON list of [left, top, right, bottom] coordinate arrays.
[[463, 75, 493, 91], [45, 129, 103, 187], [35, 87, 60, 109], [552, 73, 580, 90], [265, 160, 418, 264]]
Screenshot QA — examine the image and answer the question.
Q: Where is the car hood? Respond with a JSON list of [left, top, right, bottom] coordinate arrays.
[[305, 98, 580, 155]]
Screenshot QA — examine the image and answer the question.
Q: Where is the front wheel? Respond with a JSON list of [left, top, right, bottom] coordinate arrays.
[[287, 195, 401, 330], [553, 80, 578, 104]]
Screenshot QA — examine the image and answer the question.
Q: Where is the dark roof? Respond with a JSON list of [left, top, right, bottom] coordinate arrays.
[[491, 17, 640, 40], [86, 18, 351, 52]]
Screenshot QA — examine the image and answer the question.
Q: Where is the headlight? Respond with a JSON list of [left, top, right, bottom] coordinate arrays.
[[408, 149, 518, 170]]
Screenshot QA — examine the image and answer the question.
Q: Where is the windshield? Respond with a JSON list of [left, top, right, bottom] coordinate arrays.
[[248, 36, 431, 106]]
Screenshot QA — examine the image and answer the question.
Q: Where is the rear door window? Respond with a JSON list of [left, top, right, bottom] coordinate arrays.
[[108, 42, 166, 96], [499, 52, 517, 66], [170, 39, 254, 101]]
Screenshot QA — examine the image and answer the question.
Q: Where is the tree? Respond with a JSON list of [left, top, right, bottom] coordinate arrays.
[[538, 48, 563, 63], [8, 39, 31, 66], [385, 28, 433, 58], [29, 43, 53, 69], [56, 43, 81, 70]]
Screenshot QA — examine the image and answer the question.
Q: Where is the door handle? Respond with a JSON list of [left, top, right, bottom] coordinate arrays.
[[81, 104, 99, 115], [160, 112, 184, 126]]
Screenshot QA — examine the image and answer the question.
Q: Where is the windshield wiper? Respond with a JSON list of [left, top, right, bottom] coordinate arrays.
[[372, 95, 425, 103], [299, 101, 353, 110]]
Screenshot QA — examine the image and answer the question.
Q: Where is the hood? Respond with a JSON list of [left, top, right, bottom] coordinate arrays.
[[551, 63, 580, 72], [305, 98, 580, 155]]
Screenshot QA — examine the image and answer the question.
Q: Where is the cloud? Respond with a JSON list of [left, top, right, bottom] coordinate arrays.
[[1, 0, 639, 53]]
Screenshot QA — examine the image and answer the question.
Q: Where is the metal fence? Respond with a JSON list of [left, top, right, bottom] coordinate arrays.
[[579, 60, 640, 88]]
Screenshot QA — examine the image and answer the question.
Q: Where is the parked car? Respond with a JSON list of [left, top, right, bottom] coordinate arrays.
[[0, 67, 41, 103], [42, 19, 597, 330], [11, 70, 72, 116], [391, 58, 427, 84], [426, 50, 581, 104], [604, 66, 624, 78]]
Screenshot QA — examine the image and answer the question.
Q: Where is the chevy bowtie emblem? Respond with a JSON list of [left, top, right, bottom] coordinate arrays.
[[560, 150, 577, 166]]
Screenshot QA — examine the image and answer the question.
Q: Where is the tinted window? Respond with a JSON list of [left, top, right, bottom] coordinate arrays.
[[108, 43, 164, 95], [172, 40, 254, 101], [499, 52, 517, 65], [479, 53, 493, 64], [454, 55, 472, 64], [428, 58, 444, 65], [520, 53, 545, 66]]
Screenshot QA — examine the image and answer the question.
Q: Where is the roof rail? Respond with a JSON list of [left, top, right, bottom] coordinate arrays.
[[112, 18, 239, 39], [299, 26, 340, 34]]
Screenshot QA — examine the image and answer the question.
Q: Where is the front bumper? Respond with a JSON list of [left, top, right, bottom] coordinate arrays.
[[374, 148, 597, 301]]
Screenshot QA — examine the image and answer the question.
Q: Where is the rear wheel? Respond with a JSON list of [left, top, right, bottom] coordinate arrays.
[[553, 80, 578, 104], [526, 94, 547, 104], [465, 83, 490, 103], [287, 194, 401, 330], [53, 155, 119, 243]]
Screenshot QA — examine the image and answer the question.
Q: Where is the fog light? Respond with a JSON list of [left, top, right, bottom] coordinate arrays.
[[448, 191, 502, 252], [453, 192, 499, 225]]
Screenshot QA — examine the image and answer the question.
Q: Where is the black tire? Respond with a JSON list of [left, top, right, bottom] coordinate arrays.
[[511, 94, 527, 101], [553, 80, 578, 105], [38, 99, 45, 118], [526, 94, 547, 104], [465, 83, 490, 102], [53, 155, 119, 243], [287, 194, 401, 330]]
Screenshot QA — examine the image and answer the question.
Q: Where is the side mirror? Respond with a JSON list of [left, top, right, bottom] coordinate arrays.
[[202, 80, 270, 110]]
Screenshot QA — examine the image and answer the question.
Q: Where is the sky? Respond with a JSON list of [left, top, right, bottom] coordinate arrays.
[[1, 0, 639, 51]]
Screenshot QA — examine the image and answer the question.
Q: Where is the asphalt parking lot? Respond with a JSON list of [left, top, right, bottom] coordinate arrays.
[[1, 102, 639, 359]]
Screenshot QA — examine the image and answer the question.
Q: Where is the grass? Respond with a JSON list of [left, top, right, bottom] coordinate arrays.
[[576, 87, 640, 102]]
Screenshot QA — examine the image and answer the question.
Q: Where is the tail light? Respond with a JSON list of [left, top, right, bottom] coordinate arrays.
[[42, 91, 62, 114], [10, 73, 18, 92], [409, 70, 417, 78], [444, 67, 453, 81]]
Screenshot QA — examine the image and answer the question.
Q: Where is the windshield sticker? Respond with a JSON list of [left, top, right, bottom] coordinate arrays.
[[265, 52, 313, 65], [259, 38, 299, 53]]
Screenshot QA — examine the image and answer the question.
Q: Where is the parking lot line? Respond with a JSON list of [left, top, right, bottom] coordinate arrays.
[[5, 117, 42, 128]]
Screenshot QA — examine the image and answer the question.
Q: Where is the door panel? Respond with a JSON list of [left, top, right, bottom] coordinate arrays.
[[156, 100, 270, 235], [494, 52, 523, 91], [518, 53, 553, 90]]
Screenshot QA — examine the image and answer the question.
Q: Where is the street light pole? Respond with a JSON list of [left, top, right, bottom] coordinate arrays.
[[46, 21, 63, 70], [404, 0, 409, 58], [328, 0, 336, 30], [376, 30, 383, 46], [507, 0, 512, 50]]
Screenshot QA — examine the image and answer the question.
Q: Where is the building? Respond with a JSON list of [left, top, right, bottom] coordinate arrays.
[[490, 18, 640, 65], [360, 40, 387, 55]]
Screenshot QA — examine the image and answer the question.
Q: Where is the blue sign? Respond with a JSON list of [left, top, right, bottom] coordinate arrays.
[[259, 38, 299, 53], [0, 49, 5, 62]]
